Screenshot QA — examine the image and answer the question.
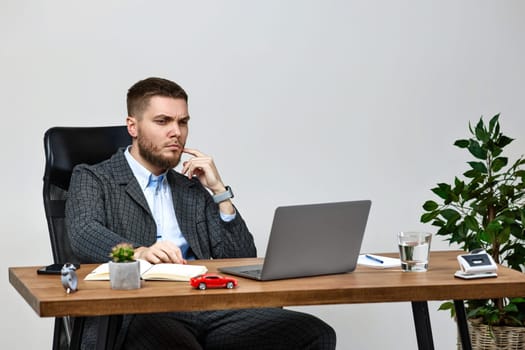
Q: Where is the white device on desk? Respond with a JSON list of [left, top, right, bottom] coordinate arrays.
[[454, 249, 498, 279]]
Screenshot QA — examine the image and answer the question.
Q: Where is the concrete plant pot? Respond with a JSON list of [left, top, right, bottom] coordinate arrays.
[[109, 261, 141, 290]]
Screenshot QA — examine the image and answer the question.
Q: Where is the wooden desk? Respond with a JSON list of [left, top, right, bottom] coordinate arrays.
[[9, 251, 525, 350]]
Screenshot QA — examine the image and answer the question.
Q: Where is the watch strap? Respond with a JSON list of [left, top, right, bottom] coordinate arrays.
[[213, 186, 234, 203]]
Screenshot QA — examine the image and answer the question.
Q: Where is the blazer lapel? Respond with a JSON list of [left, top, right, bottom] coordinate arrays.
[[110, 149, 152, 216], [167, 171, 205, 258]]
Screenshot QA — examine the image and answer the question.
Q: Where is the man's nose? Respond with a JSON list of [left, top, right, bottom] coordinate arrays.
[[169, 122, 181, 137]]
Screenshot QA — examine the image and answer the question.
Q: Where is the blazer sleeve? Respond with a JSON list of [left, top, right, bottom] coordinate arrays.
[[205, 199, 257, 259], [178, 178, 257, 259], [65, 164, 142, 263]]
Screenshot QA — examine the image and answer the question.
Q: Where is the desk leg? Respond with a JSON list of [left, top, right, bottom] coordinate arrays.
[[411, 301, 435, 350], [454, 300, 472, 350]]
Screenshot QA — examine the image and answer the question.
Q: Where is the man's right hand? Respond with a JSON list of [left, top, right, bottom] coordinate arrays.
[[134, 241, 187, 264]]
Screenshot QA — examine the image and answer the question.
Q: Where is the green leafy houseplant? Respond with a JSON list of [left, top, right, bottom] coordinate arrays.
[[110, 243, 135, 263], [421, 114, 525, 327]]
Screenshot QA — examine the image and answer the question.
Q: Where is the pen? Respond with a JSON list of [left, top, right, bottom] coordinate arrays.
[[365, 254, 384, 264]]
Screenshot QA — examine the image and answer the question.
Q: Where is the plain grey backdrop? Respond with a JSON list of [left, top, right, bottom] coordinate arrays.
[[1, 1, 524, 349]]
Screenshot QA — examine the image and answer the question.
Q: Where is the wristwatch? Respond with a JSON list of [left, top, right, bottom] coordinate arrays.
[[213, 186, 234, 203]]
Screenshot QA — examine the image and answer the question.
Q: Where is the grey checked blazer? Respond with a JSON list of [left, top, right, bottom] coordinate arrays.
[[63, 150, 339, 350], [65, 148, 257, 263]]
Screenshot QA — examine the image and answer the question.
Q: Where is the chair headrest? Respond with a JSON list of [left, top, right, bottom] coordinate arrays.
[[43, 126, 131, 190]]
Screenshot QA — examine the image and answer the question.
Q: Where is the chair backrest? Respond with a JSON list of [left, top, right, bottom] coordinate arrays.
[[43, 126, 131, 263]]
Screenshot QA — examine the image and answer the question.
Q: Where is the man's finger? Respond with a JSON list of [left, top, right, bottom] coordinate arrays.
[[164, 248, 182, 264], [152, 248, 171, 263], [182, 148, 205, 157]]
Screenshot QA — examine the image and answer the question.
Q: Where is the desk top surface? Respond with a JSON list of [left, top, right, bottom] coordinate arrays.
[[9, 251, 525, 317]]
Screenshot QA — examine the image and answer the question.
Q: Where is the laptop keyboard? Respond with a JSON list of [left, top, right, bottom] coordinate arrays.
[[240, 269, 262, 278]]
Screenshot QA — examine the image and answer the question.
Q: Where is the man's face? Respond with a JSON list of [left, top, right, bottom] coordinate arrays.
[[127, 96, 190, 175]]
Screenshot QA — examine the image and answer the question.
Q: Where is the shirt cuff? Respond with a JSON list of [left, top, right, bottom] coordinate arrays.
[[220, 210, 236, 222]]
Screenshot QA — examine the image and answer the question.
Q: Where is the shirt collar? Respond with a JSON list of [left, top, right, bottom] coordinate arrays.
[[124, 147, 168, 191]]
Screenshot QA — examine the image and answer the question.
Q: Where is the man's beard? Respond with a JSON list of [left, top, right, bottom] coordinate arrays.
[[137, 133, 181, 171]]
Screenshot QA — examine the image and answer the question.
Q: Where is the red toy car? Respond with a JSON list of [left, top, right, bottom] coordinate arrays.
[[190, 274, 238, 290]]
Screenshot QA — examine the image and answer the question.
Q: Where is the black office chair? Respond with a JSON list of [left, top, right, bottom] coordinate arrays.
[[43, 126, 131, 350]]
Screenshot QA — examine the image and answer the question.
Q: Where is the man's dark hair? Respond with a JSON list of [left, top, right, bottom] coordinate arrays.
[[127, 77, 188, 117]]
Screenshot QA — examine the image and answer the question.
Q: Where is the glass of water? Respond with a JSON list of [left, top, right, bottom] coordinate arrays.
[[398, 232, 432, 272]]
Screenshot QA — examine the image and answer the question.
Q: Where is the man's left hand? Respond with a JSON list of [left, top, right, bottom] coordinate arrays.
[[182, 148, 226, 194], [181, 148, 235, 215]]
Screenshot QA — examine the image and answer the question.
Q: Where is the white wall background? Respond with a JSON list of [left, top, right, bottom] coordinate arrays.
[[1, 1, 524, 348]]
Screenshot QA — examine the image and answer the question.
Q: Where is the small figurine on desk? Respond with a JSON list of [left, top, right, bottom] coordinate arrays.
[[190, 274, 238, 290], [61, 263, 78, 293]]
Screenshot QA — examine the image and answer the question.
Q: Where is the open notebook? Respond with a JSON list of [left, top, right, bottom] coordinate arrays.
[[85, 260, 207, 281]]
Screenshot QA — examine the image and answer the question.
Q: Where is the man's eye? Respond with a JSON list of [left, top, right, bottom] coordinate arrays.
[[156, 119, 167, 125]]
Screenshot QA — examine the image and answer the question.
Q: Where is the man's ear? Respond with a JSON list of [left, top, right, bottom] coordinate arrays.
[[126, 116, 138, 138]]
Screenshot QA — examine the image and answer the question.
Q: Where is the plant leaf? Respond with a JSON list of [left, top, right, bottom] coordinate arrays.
[[485, 220, 503, 236], [468, 161, 488, 174], [454, 139, 469, 148], [468, 140, 488, 160], [464, 215, 480, 231], [474, 118, 490, 143], [438, 301, 456, 318], [438, 301, 454, 311], [496, 135, 514, 148], [441, 208, 461, 221], [504, 303, 518, 313], [491, 157, 508, 172], [515, 170, 525, 178], [421, 211, 439, 223], [463, 169, 481, 178], [488, 114, 500, 133], [431, 183, 452, 200], [423, 200, 438, 211], [490, 144, 503, 157]]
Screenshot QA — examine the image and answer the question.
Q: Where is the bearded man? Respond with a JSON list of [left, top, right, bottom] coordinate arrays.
[[65, 77, 336, 350]]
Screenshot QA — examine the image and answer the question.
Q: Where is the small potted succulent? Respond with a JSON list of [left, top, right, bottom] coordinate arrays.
[[108, 243, 141, 290]]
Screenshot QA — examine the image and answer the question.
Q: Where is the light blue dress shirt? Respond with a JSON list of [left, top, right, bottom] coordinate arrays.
[[124, 147, 235, 259]]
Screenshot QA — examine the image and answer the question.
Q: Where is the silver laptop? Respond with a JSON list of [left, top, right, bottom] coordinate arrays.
[[218, 200, 371, 281]]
